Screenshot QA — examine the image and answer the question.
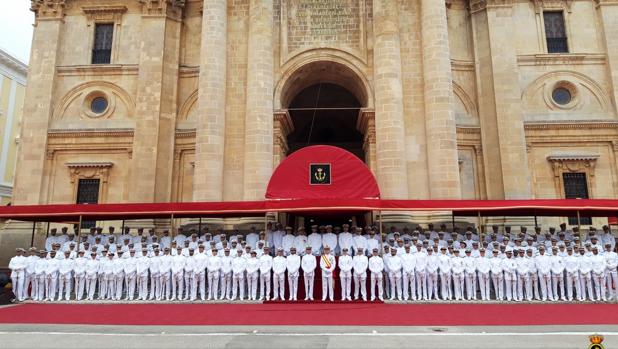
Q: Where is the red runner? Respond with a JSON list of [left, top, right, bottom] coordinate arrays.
[[0, 303, 616, 326]]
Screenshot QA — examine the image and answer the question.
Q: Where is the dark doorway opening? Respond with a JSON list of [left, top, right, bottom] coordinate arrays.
[[286, 83, 364, 161]]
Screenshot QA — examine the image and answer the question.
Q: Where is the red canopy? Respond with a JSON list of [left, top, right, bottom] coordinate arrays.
[[0, 199, 616, 223], [266, 145, 380, 200]]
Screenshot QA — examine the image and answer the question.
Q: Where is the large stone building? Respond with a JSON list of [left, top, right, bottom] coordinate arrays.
[[2, 0, 618, 260]]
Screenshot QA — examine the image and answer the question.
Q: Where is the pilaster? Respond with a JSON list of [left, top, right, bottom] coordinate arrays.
[[243, 0, 274, 201], [372, 0, 409, 199], [469, 0, 532, 199], [421, 0, 461, 199], [596, 0, 618, 112], [194, 0, 227, 201], [129, 0, 184, 203]]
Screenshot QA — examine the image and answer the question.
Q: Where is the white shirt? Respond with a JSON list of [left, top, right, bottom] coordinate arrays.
[[273, 255, 287, 274], [259, 254, 273, 274], [386, 254, 402, 274], [207, 255, 222, 272], [246, 257, 260, 274], [307, 233, 322, 254], [338, 254, 353, 272], [301, 254, 317, 273], [368, 255, 384, 273], [232, 255, 247, 275], [352, 254, 368, 274], [286, 254, 301, 274]]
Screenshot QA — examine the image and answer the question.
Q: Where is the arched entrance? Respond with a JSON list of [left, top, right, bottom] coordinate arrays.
[[287, 83, 364, 160], [273, 60, 376, 171]]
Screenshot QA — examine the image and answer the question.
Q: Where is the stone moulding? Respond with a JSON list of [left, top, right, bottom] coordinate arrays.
[[47, 128, 134, 138]]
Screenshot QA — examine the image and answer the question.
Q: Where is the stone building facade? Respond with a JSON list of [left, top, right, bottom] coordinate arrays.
[[2, 0, 618, 261]]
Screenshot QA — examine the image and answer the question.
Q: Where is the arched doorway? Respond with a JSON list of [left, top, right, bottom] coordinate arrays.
[[286, 83, 364, 160], [274, 60, 375, 169]]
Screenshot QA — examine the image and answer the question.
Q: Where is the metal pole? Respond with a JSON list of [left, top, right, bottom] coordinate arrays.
[[577, 210, 581, 229], [46, 222, 50, 238], [451, 212, 455, 230], [171, 213, 175, 238], [121, 219, 125, 233], [378, 211, 384, 256], [534, 215, 538, 228], [76, 215, 83, 243], [477, 210, 482, 237], [264, 213, 269, 248], [30, 221, 36, 247], [198, 217, 202, 234]]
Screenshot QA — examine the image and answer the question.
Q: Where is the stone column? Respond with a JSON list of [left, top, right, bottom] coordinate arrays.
[[12, 0, 65, 205], [597, 0, 618, 110], [356, 109, 377, 175], [273, 110, 293, 168], [421, 0, 461, 199], [372, 0, 409, 199], [194, 0, 227, 201], [130, 0, 184, 203], [470, 0, 532, 199], [243, 0, 274, 201], [0, 1, 65, 266]]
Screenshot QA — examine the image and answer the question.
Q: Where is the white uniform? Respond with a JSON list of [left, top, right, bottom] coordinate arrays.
[[85, 256, 99, 300], [57, 257, 74, 301], [272, 255, 287, 300], [207, 254, 221, 300], [550, 253, 566, 301], [438, 253, 452, 300], [136, 255, 150, 301], [307, 233, 322, 256], [301, 253, 317, 300], [386, 253, 403, 300], [124, 255, 138, 300], [320, 253, 336, 301], [286, 253, 301, 301], [368, 254, 384, 301], [535, 253, 553, 301], [564, 252, 580, 301], [463, 256, 477, 300], [159, 253, 173, 300], [338, 232, 354, 255], [476, 255, 491, 300], [604, 250, 618, 301], [170, 254, 185, 300], [73, 255, 87, 300], [148, 254, 161, 300], [578, 253, 594, 301], [501, 256, 518, 301], [8, 253, 27, 301], [281, 235, 295, 255], [352, 253, 368, 301], [231, 254, 247, 300], [220, 254, 233, 300], [426, 252, 439, 300], [415, 251, 428, 300], [450, 255, 465, 300], [193, 252, 207, 300], [516, 256, 532, 301], [112, 257, 125, 300], [591, 253, 607, 301], [338, 254, 353, 301], [246, 256, 260, 300], [259, 254, 273, 300], [401, 251, 416, 301]]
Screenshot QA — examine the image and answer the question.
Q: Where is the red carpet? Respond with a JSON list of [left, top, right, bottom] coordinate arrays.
[[0, 303, 617, 326]]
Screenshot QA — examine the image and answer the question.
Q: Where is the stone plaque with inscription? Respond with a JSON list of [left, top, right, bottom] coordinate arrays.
[[284, 0, 364, 55]]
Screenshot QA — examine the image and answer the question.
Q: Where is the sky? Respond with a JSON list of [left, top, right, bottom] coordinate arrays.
[[0, 1, 34, 64]]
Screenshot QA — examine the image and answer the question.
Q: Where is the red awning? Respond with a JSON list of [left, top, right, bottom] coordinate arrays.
[[0, 198, 616, 222], [266, 145, 380, 200]]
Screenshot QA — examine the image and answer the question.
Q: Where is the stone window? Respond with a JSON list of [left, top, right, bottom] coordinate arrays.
[[563, 173, 592, 225], [543, 11, 568, 53], [547, 152, 598, 225], [76, 178, 100, 229], [92, 23, 114, 64]]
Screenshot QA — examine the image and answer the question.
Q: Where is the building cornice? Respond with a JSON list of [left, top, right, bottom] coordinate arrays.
[[524, 121, 618, 130], [65, 161, 114, 169], [48, 128, 134, 138], [517, 53, 606, 66], [82, 5, 127, 22], [139, 0, 186, 21], [31, 0, 65, 21], [175, 129, 196, 138], [56, 64, 139, 77], [0, 48, 28, 84], [469, 0, 514, 14]]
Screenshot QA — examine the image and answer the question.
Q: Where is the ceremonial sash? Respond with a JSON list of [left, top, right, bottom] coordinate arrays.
[[322, 255, 332, 269]]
